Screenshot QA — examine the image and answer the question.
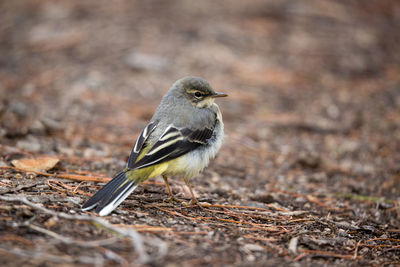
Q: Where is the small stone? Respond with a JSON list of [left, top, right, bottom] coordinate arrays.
[[44, 217, 58, 228], [289, 236, 299, 254], [115, 209, 129, 215], [26, 172, 37, 179], [9, 102, 29, 117], [41, 117, 64, 132], [338, 229, 347, 237], [243, 243, 264, 252], [246, 254, 256, 262], [361, 225, 375, 232], [360, 247, 369, 255], [336, 221, 359, 230], [250, 194, 275, 203], [16, 140, 41, 152], [295, 197, 306, 203], [323, 228, 331, 233], [29, 120, 46, 135], [109, 217, 120, 224]]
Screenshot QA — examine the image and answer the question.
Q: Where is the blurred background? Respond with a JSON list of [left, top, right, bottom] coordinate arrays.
[[1, 0, 399, 205], [1, 1, 400, 265]]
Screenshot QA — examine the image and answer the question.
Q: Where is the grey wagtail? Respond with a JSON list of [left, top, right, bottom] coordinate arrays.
[[82, 76, 227, 216]]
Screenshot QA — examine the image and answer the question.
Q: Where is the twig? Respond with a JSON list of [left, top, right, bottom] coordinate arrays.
[[113, 224, 209, 235], [152, 205, 200, 221], [0, 183, 38, 195], [200, 206, 284, 223], [65, 169, 108, 177], [72, 181, 85, 193], [171, 231, 208, 235], [300, 249, 359, 259], [0, 166, 111, 183], [46, 179, 90, 196], [383, 245, 400, 253], [28, 224, 120, 248], [113, 224, 172, 232], [293, 253, 308, 261], [0, 247, 104, 265], [353, 240, 361, 259], [362, 237, 400, 243], [242, 235, 277, 242], [357, 238, 400, 250], [0, 195, 149, 263], [96, 247, 129, 267], [153, 205, 287, 232], [200, 203, 282, 212], [0, 234, 34, 246], [0, 181, 10, 187]]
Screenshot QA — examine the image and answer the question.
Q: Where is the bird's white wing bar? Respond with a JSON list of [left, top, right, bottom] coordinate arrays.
[[131, 123, 215, 170], [158, 125, 182, 141], [127, 121, 157, 168]]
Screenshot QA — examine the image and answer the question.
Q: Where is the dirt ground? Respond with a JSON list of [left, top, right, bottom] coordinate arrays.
[[0, 0, 399, 266]]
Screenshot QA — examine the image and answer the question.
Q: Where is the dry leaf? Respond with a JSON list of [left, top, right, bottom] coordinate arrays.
[[11, 156, 59, 172]]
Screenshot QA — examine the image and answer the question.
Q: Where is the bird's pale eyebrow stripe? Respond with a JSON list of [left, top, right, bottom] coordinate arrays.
[[186, 89, 201, 94]]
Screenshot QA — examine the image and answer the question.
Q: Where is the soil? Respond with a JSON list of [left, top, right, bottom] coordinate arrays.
[[0, 0, 399, 266]]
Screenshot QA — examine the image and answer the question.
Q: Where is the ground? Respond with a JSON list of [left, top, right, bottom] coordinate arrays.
[[0, 0, 399, 266]]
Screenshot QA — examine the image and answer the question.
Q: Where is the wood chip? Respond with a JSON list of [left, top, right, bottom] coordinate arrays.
[[11, 156, 59, 172]]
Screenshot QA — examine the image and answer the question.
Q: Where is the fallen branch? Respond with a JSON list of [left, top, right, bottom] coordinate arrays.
[[200, 203, 285, 212], [300, 249, 360, 260], [46, 179, 91, 196], [353, 240, 362, 259], [0, 195, 149, 263], [0, 183, 38, 195], [0, 247, 104, 265], [0, 234, 34, 247], [1, 166, 167, 185], [28, 224, 120, 248], [358, 238, 400, 250], [0, 166, 111, 183]]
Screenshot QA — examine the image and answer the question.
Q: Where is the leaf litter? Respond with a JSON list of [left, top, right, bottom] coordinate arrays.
[[0, 1, 399, 266]]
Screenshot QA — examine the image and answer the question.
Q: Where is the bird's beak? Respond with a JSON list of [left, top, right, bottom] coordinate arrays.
[[212, 92, 228, 98]]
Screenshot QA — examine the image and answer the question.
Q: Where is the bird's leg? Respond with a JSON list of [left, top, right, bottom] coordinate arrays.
[[184, 179, 199, 205], [162, 175, 182, 203]]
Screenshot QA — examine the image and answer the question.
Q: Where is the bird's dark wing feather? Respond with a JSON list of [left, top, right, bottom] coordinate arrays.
[[127, 121, 157, 168], [131, 124, 215, 170]]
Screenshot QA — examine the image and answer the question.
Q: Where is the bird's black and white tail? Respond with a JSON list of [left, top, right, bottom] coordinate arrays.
[[81, 171, 138, 216]]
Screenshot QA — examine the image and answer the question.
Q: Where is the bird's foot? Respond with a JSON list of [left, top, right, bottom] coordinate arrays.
[[164, 196, 183, 203], [184, 198, 203, 208], [190, 198, 199, 205]]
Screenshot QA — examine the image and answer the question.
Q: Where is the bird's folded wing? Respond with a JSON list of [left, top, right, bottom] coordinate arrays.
[[127, 121, 157, 168], [130, 124, 215, 170]]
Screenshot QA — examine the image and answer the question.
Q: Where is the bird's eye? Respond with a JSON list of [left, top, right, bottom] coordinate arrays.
[[194, 92, 202, 98]]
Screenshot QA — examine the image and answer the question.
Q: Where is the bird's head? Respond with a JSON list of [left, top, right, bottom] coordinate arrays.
[[172, 76, 228, 108]]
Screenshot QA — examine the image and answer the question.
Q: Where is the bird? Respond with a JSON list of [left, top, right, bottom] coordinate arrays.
[[81, 76, 227, 216]]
